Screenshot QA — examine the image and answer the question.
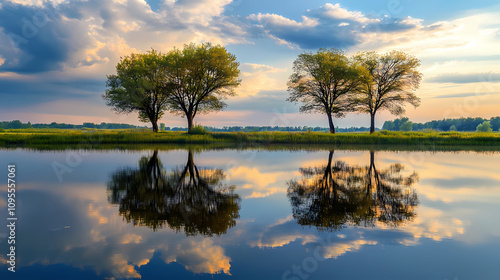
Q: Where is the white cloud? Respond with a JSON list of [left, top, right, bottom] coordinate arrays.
[[321, 3, 376, 24], [161, 0, 233, 26], [248, 13, 318, 28]]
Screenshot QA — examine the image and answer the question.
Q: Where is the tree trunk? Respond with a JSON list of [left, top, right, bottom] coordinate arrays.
[[187, 113, 194, 132], [151, 119, 159, 132], [187, 150, 196, 184], [327, 113, 335, 134], [370, 113, 375, 134], [369, 150, 375, 171]]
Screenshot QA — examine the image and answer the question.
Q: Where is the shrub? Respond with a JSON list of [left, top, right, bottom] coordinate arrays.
[[188, 125, 206, 135]]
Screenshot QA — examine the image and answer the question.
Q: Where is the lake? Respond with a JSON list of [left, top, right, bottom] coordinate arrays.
[[1, 147, 500, 279]]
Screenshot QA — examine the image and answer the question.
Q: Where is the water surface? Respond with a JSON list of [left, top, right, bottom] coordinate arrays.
[[1, 148, 500, 279]]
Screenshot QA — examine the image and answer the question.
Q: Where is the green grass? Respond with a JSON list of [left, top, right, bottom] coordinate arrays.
[[1, 129, 500, 149]]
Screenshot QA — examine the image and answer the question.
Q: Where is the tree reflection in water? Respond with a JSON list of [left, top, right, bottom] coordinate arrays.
[[107, 150, 241, 235], [287, 150, 419, 231]]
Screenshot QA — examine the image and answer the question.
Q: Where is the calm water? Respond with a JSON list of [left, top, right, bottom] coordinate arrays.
[[1, 148, 500, 280]]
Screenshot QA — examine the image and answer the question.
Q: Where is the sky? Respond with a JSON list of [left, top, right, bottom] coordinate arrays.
[[1, 0, 500, 128]]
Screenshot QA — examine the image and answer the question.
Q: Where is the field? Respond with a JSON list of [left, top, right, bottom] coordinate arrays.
[[1, 128, 500, 150]]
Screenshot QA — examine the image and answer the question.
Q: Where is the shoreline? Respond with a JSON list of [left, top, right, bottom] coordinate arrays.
[[1, 129, 500, 151]]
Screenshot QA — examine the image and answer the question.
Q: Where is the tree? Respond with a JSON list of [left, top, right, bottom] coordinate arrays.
[[400, 121, 413, 131], [287, 49, 364, 133], [160, 123, 165, 132], [353, 51, 422, 133], [164, 43, 241, 132], [489, 117, 500, 131], [103, 50, 170, 132], [476, 121, 492, 132], [449, 125, 457, 131]]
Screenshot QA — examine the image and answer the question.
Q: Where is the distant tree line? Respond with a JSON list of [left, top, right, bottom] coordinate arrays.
[[383, 117, 500, 132], [160, 125, 373, 133], [0, 120, 146, 130]]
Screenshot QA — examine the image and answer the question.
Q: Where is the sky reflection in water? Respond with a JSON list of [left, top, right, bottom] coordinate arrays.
[[1, 148, 500, 280]]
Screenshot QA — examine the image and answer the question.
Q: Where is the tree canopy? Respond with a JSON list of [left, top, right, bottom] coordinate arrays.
[[476, 121, 493, 132], [164, 43, 241, 131], [287, 49, 364, 133], [352, 51, 422, 133]]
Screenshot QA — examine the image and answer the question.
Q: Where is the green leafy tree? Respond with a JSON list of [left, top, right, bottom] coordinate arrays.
[[449, 125, 457, 131], [490, 117, 500, 131], [164, 43, 241, 132], [287, 49, 364, 134], [103, 50, 170, 132], [160, 123, 165, 132], [382, 120, 395, 131], [400, 121, 413, 131], [476, 121, 492, 132], [353, 51, 422, 133]]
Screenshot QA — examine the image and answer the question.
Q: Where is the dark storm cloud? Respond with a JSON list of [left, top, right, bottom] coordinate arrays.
[[0, 3, 92, 73]]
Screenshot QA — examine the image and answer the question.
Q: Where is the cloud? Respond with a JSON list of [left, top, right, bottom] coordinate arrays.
[[430, 92, 500, 99], [228, 165, 288, 198], [110, 254, 142, 279], [0, 3, 94, 73], [164, 239, 232, 275], [0, 0, 249, 117], [426, 72, 500, 84], [322, 240, 377, 259], [235, 63, 287, 97], [0, 75, 104, 107], [227, 90, 296, 112], [246, 3, 455, 50], [315, 3, 375, 24], [0, 0, 246, 76], [247, 13, 318, 28]]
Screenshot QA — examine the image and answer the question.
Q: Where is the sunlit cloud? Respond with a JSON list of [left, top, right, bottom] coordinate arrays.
[[385, 207, 465, 245], [235, 63, 287, 97], [121, 233, 143, 244], [228, 166, 288, 198], [322, 240, 377, 259], [110, 254, 142, 279]]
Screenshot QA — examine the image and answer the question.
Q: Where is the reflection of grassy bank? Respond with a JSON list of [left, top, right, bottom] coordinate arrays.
[[1, 129, 500, 149]]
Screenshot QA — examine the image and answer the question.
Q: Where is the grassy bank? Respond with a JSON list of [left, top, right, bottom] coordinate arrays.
[[1, 129, 500, 149]]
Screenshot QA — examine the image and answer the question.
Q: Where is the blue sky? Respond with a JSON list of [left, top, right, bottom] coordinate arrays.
[[1, 0, 500, 128]]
